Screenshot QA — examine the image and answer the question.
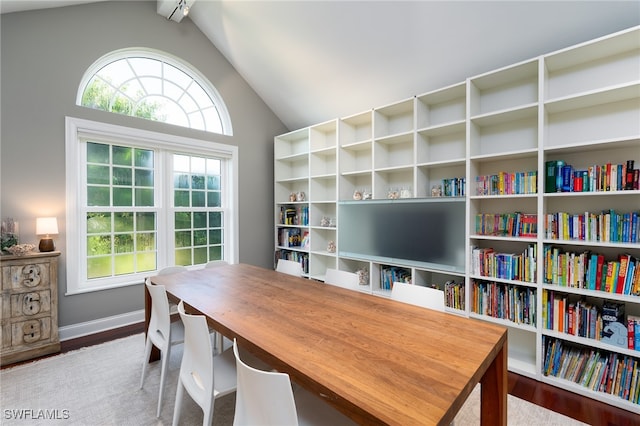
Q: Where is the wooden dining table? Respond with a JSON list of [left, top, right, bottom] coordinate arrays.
[[147, 263, 508, 426]]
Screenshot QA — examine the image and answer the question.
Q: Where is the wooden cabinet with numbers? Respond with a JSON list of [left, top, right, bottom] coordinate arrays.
[[1, 251, 60, 366]]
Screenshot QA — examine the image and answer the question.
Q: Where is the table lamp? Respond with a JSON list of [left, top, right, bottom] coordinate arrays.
[[36, 217, 58, 252]]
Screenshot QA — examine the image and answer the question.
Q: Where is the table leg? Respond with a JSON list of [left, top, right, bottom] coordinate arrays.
[[480, 342, 507, 426]]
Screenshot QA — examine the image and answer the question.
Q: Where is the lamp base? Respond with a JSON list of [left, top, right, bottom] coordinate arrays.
[[39, 238, 55, 252]]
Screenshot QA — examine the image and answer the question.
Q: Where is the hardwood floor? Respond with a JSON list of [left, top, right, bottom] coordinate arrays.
[[4, 323, 638, 425]]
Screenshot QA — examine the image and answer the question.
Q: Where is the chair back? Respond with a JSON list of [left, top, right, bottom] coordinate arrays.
[[158, 265, 188, 275], [146, 281, 172, 346], [324, 268, 359, 290], [276, 259, 303, 277], [233, 339, 298, 426], [177, 301, 215, 406], [205, 260, 229, 269], [391, 282, 445, 311]]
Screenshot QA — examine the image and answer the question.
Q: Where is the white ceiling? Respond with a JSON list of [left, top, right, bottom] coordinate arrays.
[[2, 1, 639, 131]]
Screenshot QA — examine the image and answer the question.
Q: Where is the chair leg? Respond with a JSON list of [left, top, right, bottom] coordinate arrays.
[[139, 337, 153, 389], [202, 397, 214, 426], [172, 381, 184, 426], [157, 344, 170, 417]]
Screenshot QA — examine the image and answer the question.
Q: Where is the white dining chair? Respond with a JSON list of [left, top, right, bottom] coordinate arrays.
[[140, 280, 185, 418], [276, 258, 304, 277], [232, 339, 356, 426], [204, 260, 229, 268], [390, 281, 446, 311], [324, 268, 359, 290], [158, 265, 188, 314], [173, 301, 237, 426]]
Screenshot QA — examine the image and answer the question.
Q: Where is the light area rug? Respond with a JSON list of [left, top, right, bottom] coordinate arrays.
[[0, 333, 587, 425]]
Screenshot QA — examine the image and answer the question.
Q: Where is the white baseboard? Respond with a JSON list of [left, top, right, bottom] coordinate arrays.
[[58, 309, 145, 341]]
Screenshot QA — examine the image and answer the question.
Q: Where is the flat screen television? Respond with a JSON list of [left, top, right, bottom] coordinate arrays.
[[338, 198, 466, 272]]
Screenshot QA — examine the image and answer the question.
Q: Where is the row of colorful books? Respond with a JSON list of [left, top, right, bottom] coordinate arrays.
[[543, 337, 640, 405], [278, 205, 309, 226], [380, 266, 411, 290], [474, 212, 537, 238], [475, 170, 537, 196], [470, 245, 537, 283], [277, 228, 309, 249], [444, 280, 464, 311], [471, 279, 536, 325], [543, 247, 640, 296], [275, 250, 308, 273], [441, 177, 466, 197], [544, 210, 639, 243], [545, 160, 639, 193], [542, 290, 602, 340]]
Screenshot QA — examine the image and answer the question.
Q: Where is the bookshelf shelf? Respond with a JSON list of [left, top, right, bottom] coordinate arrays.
[[274, 25, 640, 412]]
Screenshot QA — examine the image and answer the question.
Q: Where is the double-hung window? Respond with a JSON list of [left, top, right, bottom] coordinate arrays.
[[65, 117, 238, 294]]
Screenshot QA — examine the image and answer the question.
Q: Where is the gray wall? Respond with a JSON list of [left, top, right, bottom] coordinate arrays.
[[0, 1, 287, 328]]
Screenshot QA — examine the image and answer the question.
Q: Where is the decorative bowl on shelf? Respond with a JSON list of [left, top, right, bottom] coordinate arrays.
[[6, 244, 36, 256]]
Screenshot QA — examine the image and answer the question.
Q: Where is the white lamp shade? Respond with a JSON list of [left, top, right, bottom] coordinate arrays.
[[36, 217, 58, 236]]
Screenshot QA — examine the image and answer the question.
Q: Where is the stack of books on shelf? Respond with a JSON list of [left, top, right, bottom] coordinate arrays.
[[470, 245, 537, 283], [475, 170, 537, 196], [475, 212, 537, 238], [278, 228, 309, 248], [543, 247, 640, 295], [380, 266, 411, 291], [543, 336, 640, 405], [545, 160, 639, 193], [471, 279, 536, 325], [544, 210, 639, 243], [445, 280, 465, 311], [442, 177, 466, 197], [279, 205, 309, 226], [275, 251, 308, 273], [542, 290, 602, 340]]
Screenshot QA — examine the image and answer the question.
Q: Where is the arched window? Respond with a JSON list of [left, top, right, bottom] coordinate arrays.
[[77, 48, 232, 135]]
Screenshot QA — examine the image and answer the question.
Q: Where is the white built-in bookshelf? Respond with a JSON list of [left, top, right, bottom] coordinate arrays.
[[274, 26, 640, 413]]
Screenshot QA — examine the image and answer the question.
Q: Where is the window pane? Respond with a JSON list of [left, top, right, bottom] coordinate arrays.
[[194, 230, 207, 246], [114, 234, 133, 253], [113, 167, 132, 186], [113, 146, 132, 166], [193, 212, 207, 228], [136, 232, 156, 252], [136, 212, 155, 231], [194, 247, 208, 265], [175, 212, 191, 230], [208, 245, 222, 261], [135, 188, 154, 206], [87, 213, 112, 233], [113, 187, 133, 206], [192, 174, 205, 190], [114, 213, 133, 232], [87, 142, 110, 164], [207, 159, 221, 175], [209, 212, 222, 227], [174, 190, 190, 207], [175, 230, 191, 248], [174, 155, 190, 172], [192, 191, 205, 207], [114, 254, 135, 275], [87, 165, 110, 184], [174, 173, 190, 189], [87, 256, 112, 279], [87, 235, 112, 255], [209, 229, 222, 245], [207, 191, 221, 207], [175, 249, 191, 266], [87, 186, 110, 206], [207, 175, 220, 190], [137, 252, 156, 272], [135, 169, 153, 187], [135, 149, 154, 168]]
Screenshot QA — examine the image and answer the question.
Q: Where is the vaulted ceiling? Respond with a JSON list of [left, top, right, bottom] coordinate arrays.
[[2, 1, 639, 131]]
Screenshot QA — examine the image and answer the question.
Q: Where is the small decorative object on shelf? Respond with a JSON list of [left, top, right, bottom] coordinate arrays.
[[387, 188, 399, 199], [326, 240, 336, 253], [356, 268, 369, 286], [5, 244, 36, 256], [1, 218, 19, 252], [431, 184, 443, 197], [296, 191, 306, 201], [289, 192, 297, 202], [400, 187, 412, 198], [329, 217, 336, 227], [320, 216, 330, 227], [362, 189, 372, 200], [353, 190, 363, 200]]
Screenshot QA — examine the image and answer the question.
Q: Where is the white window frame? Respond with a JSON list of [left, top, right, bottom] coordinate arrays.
[[65, 116, 238, 295]]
